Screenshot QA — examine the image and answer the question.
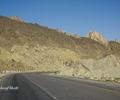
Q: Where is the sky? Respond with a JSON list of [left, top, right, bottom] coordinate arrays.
[[0, 0, 120, 40]]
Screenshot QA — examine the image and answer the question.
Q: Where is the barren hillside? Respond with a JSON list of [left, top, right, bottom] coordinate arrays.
[[0, 16, 120, 82]]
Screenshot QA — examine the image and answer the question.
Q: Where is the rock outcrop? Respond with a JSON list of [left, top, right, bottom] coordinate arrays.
[[88, 32, 109, 47], [8, 16, 23, 22]]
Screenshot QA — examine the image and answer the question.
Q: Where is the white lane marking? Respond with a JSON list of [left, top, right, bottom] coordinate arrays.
[[23, 75, 58, 100]]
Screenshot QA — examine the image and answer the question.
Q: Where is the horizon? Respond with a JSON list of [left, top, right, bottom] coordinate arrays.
[[0, 0, 120, 40]]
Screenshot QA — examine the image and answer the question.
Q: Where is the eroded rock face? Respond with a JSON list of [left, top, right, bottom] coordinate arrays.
[[8, 16, 23, 22], [10, 45, 120, 81], [88, 32, 109, 46], [60, 54, 120, 81]]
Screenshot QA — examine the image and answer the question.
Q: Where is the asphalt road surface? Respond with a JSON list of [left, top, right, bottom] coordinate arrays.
[[0, 72, 120, 100]]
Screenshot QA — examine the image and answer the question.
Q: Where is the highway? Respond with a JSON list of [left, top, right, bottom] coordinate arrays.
[[0, 72, 120, 100]]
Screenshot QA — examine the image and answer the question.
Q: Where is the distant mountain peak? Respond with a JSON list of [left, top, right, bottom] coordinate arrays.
[[88, 31, 109, 46], [8, 16, 23, 22]]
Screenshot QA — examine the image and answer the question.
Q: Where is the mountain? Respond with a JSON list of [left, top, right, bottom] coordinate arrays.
[[0, 16, 120, 82]]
